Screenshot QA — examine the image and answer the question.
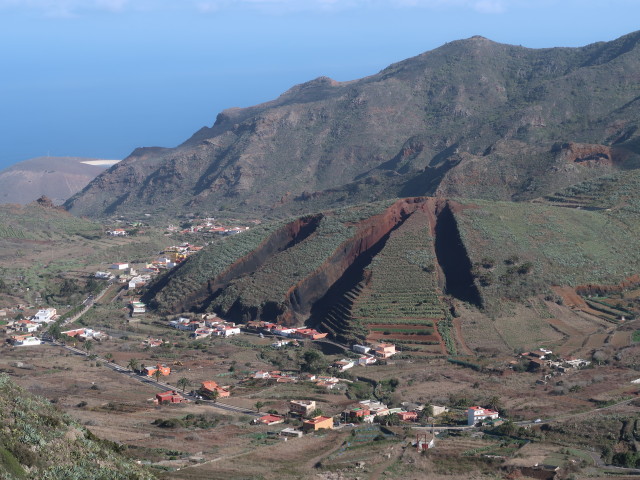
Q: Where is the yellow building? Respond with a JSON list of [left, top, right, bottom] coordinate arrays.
[[302, 416, 333, 432]]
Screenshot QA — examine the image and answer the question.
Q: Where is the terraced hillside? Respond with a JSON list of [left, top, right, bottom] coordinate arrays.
[[350, 207, 446, 355], [145, 186, 640, 353]]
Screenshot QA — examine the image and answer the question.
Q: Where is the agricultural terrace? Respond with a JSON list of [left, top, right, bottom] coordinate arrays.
[[149, 221, 283, 311], [352, 209, 445, 355], [211, 215, 356, 312], [453, 199, 640, 306], [541, 169, 640, 214]]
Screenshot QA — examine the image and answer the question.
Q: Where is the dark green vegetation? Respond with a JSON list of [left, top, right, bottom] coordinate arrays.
[[0, 374, 154, 479], [66, 31, 640, 219]]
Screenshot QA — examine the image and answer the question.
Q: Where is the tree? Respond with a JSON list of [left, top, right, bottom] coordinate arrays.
[[127, 358, 139, 372], [419, 404, 434, 424], [83, 340, 93, 353], [487, 395, 502, 412], [153, 368, 163, 384], [104, 352, 114, 363], [255, 401, 265, 412], [301, 350, 327, 374], [209, 388, 219, 402], [47, 322, 62, 340], [177, 377, 191, 393], [378, 413, 400, 426]]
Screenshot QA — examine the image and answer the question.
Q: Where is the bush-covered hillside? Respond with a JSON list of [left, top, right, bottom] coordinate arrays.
[[0, 374, 155, 480]]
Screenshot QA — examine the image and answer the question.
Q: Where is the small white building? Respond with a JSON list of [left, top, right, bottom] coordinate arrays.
[[9, 335, 41, 346], [352, 344, 371, 354], [33, 308, 56, 324], [130, 301, 146, 314], [467, 406, 499, 426], [17, 320, 39, 333], [214, 325, 241, 337], [95, 271, 113, 280], [111, 263, 129, 270], [332, 359, 355, 372]]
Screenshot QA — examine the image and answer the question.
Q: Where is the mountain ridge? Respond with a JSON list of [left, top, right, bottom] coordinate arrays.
[[65, 31, 640, 218]]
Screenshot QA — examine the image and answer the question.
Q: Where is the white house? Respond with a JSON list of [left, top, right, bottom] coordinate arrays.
[[467, 406, 499, 426], [33, 308, 56, 323], [214, 325, 241, 337], [356, 355, 377, 366], [110, 262, 129, 270], [95, 271, 113, 280], [272, 327, 296, 337], [9, 335, 41, 346], [352, 344, 371, 354], [17, 320, 39, 333], [332, 359, 355, 372]]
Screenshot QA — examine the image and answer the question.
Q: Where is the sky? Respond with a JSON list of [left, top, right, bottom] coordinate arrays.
[[1, 0, 639, 170]]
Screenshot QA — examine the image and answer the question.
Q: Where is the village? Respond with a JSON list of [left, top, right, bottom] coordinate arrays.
[[1, 224, 639, 479]]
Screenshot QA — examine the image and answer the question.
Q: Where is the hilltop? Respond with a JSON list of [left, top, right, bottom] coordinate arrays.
[[0, 156, 119, 205], [65, 31, 640, 219]]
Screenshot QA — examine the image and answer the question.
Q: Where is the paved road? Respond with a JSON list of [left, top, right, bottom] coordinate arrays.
[[46, 340, 259, 416]]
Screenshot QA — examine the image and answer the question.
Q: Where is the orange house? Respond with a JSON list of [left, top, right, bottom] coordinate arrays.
[[144, 364, 171, 377], [302, 416, 334, 432], [373, 343, 396, 358], [200, 380, 231, 398], [156, 390, 186, 404]]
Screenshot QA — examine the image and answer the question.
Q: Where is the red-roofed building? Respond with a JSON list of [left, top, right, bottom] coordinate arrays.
[[302, 416, 334, 432], [398, 411, 418, 422], [467, 406, 499, 426], [255, 414, 285, 426], [291, 328, 328, 340], [144, 364, 171, 377], [156, 390, 186, 404], [200, 380, 230, 398]]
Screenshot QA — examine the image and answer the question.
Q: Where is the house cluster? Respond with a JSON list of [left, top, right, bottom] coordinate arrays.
[[61, 327, 105, 342], [254, 399, 333, 436], [107, 263, 154, 290], [168, 315, 241, 338], [343, 399, 419, 423], [4, 308, 59, 345], [106, 228, 128, 236], [141, 337, 165, 348], [246, 321, 328, 340], [517, 347, 591, 378], [347, 343, 397, 367], [250, 371, 346, 390], [177, 218, 251, 236]]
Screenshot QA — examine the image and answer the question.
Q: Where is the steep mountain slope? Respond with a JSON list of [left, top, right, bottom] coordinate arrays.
[[66, 31, 640, 218], [143, 184, 640, 349], [0, 374, 154, 479], [0, 156, 119, 205]]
